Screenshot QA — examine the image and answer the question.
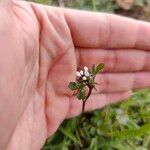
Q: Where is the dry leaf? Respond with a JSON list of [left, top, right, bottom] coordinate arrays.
[[116, 0, 135, 10]]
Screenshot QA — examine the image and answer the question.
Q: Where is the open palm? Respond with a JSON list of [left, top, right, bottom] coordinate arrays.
[[0, 1, 150, 149]]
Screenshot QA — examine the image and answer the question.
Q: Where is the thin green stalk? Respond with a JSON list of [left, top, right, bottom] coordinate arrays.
[[92, 0, 97, 11]]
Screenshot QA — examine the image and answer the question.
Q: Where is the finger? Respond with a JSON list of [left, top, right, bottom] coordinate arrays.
[[76, 48, 150, 72], [93, 72, 150, 93], [64, 9, 150, 50], [67, 91, 132, 118]]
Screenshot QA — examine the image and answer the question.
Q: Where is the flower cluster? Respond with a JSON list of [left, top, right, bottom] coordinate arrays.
[[76, 66, 90, 81]]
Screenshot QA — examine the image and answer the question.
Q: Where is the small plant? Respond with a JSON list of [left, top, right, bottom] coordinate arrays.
[[68, 63, 105, 113]]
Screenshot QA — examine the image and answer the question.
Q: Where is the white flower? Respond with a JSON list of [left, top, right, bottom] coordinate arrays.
[[76, 71, 81, 77], [80, 70, 84, 75], [84, 71, 90, 77], [84, 66, 88, 71], [82, 76, 87, 80]]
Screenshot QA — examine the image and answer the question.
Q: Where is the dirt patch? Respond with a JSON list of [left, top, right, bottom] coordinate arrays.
[[116, 4, 150, 21]]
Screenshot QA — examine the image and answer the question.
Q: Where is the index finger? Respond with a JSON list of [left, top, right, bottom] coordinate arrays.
[[64, 9, 150, 50]]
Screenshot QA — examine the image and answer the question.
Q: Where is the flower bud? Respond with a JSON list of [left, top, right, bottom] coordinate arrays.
[[80, 70, 84, 75], [84, 71, 90, 77], [76, 71, 81, 77], [82, 76, 87, 80], [84, 66, 88, 71]]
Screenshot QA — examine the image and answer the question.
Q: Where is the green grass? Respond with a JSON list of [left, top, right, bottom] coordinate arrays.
[[42, 89, 150, 150], [30, 0, 118, 12], [28, 0, 150, 149]]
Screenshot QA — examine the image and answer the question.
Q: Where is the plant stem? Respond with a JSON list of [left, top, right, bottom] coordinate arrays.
[[82, 87, 93, 114], [82, 101, 86, 114]]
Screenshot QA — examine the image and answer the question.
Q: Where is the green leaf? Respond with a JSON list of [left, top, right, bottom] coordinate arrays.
[[96, 63, 105, 73], [76, 92, 83, 100], [76, 91, 85, 100], [77, 82, 83, 89], [76, 87, 86, 100], [68, 82, 78, 90], [91, 64, 96, 75], [89, 79, 94, 88]]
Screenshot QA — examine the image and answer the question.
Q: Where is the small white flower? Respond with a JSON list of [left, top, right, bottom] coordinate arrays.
[[82, 76, 87, 80], [76, 71, 81, 77], [80, 70, 84, 75], [84, 71, 90, 77], [84, 66, 88, 71]]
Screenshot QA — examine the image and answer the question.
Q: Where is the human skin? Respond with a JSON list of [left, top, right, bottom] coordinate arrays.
[[0, 0, 150, 149]]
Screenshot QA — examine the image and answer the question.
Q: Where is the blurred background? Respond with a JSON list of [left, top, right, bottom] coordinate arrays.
[[28, 0, 150, 149]]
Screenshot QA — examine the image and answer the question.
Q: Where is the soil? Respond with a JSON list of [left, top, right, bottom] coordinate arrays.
[[115, 4, 150, 21]]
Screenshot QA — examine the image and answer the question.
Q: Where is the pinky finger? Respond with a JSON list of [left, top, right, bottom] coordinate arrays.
[[66, 90, 132, 118]]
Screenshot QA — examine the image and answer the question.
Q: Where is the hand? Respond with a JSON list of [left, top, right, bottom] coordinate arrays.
[[0, 1, 150, 149]]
